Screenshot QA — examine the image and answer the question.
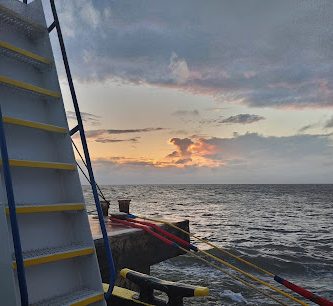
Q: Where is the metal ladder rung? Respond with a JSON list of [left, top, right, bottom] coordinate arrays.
[[5, 203, 85, 214], [0, 76, 61, 98], [3, 116, 67, 133], [12, 245, 94, 268], [0, 4, 45, 36], [0, 159, 76, 170], [30, 288, 104, 306], [0, 41, 52, 66]]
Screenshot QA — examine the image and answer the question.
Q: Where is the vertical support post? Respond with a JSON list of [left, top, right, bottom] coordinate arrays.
[[0, 106, 28, 306], [49, 0, 116, 299]]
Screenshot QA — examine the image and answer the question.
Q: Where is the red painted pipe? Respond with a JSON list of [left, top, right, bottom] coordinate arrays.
[[274, 276, 333, 306], [110, 217, 176, 247], [126, 218, 195, 250]]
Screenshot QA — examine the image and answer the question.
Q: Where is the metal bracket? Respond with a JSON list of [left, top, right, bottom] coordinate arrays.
[[48, 21, 56, 33], [69, 125, 80, 136]]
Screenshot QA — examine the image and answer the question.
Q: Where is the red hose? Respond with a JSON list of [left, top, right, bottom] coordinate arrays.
[[274, 276, 333, 306], [110, 217, 176, 247], [126, 218, 193, 249]]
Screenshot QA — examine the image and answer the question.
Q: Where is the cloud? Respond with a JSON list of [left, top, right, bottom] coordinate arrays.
[[171, 110, 200, 117], [165, 137, 221, 168], [106, 128, 165, 134], [199, 113, 265, 126], [169, 138, 194, 157], [298, 124, 316, 133], [66, 111, 101, 126], [95, 137, 140, 143], [324, 116, 333, 128], [93, 157, 155, 168], [54, 0, 333, 108], [81, 127, 166, 139], [299, 118, 333, 132], [87, 132, 333, 183], [220, 114, 265, 124], [168, 52, 190, 84]]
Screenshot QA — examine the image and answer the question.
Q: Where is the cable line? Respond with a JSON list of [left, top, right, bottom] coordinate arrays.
[[111, 217, 289, 306], [72, 139, 108, 203], [127, 216, 308, 306], [135, 215, 332, 306]]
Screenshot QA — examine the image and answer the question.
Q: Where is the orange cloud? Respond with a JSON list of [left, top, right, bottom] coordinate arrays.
[[188, 138, 218, 156], [89, 136, 223, 170], [164, 137, 222, 168]]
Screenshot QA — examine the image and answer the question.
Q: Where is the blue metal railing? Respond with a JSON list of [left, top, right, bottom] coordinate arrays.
[[49, 0, 116, 299], [0, 106, 29, 306]]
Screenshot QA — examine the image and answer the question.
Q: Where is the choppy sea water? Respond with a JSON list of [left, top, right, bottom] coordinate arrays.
[[83, 184, 333, 305]]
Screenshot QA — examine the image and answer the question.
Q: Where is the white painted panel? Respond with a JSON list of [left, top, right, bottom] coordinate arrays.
[[7, 212, 95, 252], [2, 168, 83, 204], [0, 86, 68, 128], [5, 125, 64, 162], [24, 259, 83, 304], [0, 0, 106, 303]]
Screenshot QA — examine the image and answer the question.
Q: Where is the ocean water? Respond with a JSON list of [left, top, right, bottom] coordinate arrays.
[[83, 184, 333, 305]]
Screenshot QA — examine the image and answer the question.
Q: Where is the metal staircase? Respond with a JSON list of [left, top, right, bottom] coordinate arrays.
[[0, 0, 115, 305]]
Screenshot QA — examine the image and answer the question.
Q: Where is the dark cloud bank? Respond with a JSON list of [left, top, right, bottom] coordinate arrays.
[[55, 0, 333, 109]]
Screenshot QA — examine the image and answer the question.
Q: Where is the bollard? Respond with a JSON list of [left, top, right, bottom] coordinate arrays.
[[100, 200, 110, 216], [118, 199, 131, 214]]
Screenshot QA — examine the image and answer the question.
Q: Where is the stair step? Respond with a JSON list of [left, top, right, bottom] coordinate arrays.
[[13, 245, 95, 269], [0, 40, 52, 66], [0, 75, 61, 98], [3, 116, 67, 133], [31, 288, 104, 306], [5, 203, 85, 214], [0, 4, 45, 36], [0, 159, 76, 170]]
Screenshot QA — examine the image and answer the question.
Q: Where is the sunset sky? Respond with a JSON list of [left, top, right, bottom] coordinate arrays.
[[46, 0, 333, 184]]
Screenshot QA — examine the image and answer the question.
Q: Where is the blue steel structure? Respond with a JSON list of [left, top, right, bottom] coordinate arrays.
[[0, 0, 117, 304], [48, 0, 116, 299]]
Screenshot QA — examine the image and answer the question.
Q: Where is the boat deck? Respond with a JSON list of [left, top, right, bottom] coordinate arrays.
[[89, 216, 190, 287]]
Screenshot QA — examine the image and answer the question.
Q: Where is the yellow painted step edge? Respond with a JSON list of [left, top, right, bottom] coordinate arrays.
[[0, 159, 76, 170], [5, 203, 85, 214], [71, 293, 104, 306], [12, 248, 94, 269], [3, 116, 67, 133], [0, 76, 61, 98], [0, 41, 51, 65], [0, 4, 45, 32]]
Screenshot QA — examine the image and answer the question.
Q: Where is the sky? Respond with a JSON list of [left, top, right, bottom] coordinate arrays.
[[44, 0, 333, 184]]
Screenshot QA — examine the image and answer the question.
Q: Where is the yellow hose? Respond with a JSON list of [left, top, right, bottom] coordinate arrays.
[[137, 215, 309, 306]]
